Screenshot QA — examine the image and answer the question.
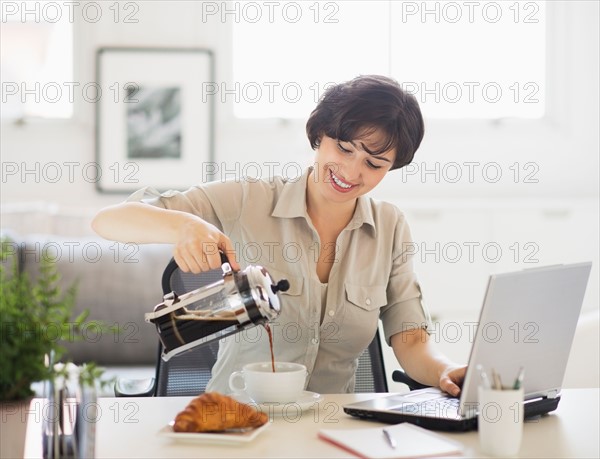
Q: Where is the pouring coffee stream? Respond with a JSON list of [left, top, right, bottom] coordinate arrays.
[[265, 323, 275, 372], [145, 252, 289, 361]]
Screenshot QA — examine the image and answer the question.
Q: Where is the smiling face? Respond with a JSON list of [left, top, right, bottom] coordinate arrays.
[[310, 131, 396, 206]]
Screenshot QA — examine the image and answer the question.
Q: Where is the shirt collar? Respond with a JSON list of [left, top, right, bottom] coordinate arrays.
[[271, 168, 309, 219], [271, 167, 377, 236]]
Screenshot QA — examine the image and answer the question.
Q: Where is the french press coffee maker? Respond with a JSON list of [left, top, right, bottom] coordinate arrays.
[[145, 253, 289, 361]]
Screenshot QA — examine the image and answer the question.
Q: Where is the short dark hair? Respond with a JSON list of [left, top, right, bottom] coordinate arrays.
[[306, 75, 424, 170]]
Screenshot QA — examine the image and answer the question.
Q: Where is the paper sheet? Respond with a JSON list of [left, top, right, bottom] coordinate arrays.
[[318, 422, 463, 458]]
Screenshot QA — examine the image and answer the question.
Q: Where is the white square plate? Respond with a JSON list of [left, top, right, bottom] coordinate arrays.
[[158, 422, 270, 445]]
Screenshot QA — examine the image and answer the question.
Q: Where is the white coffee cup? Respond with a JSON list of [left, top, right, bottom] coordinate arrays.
[[229, 362, 307, 403], [478, 386, 524, 457]]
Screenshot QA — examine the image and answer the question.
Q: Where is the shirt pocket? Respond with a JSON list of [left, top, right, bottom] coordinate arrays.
[[342, 283, 388, 354], [260, 267, 304, 323], [344, 283, 388, 311], [235, 268, 304, 352]]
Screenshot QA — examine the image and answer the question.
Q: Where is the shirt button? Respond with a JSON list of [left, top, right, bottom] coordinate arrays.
[[365, 298, 371, 306], [328, 310, 335, 317], [311, 338, 319, 345]]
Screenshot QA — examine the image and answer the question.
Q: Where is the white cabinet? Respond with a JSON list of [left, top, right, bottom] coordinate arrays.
[[397, 199, 599, 319], [490, 206, 599, 313], [402, 208, 492, 319]]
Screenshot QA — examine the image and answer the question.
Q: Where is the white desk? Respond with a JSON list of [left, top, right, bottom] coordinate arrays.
[[24, 389, 599, 458]]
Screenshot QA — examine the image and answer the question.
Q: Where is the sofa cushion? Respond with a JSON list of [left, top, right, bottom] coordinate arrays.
[[1, 203, 97, 238], [19, 233, 173, 365]]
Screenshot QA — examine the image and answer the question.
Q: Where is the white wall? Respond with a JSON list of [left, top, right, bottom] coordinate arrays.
[[1, 1, 598, 204]]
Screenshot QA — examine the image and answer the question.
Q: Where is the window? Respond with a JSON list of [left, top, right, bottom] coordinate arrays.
[[232, 1, 546, 119], [1, 1, 74, 120]]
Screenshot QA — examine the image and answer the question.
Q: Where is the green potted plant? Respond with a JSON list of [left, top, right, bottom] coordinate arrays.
[[0, 238, 113, 457]]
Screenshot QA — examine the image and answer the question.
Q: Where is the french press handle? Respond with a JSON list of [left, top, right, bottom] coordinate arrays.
[[219, 251, 229, 265], [219, 250, 242, 276], [161, 251, 234, 293]]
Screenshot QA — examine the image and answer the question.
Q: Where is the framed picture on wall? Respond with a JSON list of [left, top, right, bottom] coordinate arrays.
[[95, 47, 214, 193]]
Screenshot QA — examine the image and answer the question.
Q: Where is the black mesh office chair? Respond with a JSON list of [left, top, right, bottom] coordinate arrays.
[[392, 369, 430, 390], [114, 260, 224, 397], [153, 260, 225, 396], [355, 330, 388, 393], [115, 258, 393, 396]]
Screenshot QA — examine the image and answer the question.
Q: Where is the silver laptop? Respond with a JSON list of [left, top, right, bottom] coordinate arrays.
[[344, 262, 592, 431]]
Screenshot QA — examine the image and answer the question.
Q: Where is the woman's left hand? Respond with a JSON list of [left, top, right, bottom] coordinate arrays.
[[439, 365, 467, 397]]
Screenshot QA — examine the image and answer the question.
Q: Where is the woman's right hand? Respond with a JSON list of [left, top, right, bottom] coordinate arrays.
[[92, 202, 239, 273], [174, 215, 240, 273]]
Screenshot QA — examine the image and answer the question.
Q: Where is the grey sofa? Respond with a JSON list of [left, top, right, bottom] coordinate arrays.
[[1, 205, 173, 368]]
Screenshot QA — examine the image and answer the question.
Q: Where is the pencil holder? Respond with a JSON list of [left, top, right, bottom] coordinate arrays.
[[478, 386, 524, 457]]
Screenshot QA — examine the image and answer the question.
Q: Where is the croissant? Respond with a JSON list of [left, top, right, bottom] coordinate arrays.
[[173, 392, 268, 432]]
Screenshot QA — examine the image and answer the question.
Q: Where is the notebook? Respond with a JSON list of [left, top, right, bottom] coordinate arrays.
[[344, 262, 592, 431], [318, 422, 463, 458]]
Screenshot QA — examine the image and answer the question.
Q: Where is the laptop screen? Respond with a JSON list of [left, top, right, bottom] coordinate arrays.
[[458, 262, 592, 413]]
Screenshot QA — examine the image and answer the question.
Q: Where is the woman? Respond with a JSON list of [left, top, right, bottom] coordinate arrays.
[[92, 75, 466, 396]]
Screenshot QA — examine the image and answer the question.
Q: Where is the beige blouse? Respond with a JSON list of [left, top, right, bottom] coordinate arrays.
[[127, 167, 430, 394]]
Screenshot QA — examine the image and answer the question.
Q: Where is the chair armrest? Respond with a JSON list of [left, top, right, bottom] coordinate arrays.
[[391, 370, 431, 391], [114, 378, 156, 397]]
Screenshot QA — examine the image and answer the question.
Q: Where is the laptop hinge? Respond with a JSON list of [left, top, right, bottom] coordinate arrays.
[[546, 389, 559, 399]]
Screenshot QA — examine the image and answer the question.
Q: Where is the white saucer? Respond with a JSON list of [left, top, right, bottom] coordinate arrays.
[[232, 391, 323, 417]]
